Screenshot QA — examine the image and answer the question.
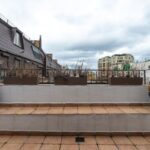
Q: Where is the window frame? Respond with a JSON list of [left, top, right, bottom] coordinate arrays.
[[13, 31, 24, 49], [31, 45, 43, 60]]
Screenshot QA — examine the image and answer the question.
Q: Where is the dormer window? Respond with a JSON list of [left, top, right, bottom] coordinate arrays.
[[13, 31, 23, 48]]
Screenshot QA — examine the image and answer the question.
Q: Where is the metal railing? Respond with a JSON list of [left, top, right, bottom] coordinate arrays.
[[0, 68, 150, 85]]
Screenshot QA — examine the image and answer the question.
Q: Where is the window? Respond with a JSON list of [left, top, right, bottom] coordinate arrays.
[[13, 32, 23, 48], [24, 60, 31, 69], [1, 56, 9, 68], [148, 66, 150, 70], [14, 59, 20, 69], [118, 60, 123, 63], [32, 46, 42, 60]]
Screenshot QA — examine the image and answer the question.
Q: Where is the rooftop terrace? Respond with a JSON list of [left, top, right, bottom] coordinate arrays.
[[0, 135, 150, 150]]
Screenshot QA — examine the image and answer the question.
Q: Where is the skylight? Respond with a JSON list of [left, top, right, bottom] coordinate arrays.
[[32, 46, 42, 60]]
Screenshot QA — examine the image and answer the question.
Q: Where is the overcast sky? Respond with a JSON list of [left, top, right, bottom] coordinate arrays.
[[0, 0, 150, 68]]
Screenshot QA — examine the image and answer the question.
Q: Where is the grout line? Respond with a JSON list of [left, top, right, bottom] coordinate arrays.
[[18, 143, 24, 150], [59, 144, 61, 150], [39, 136, 46, 150], [59, 135, 62, 150], [0, 143, 6, 149], [78, 141, 80, 150], [94, 135, 100, 150], [127, 136, 139, 150], [110, 135, 118, 150]]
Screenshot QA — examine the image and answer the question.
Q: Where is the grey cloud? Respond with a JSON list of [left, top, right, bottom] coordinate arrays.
[[68, 39, 127, 51], [57, 52, 93, 59], [47, 33, 132, 52], [129, 26, 149, 36], [55, 14, 90, 25], [1, 0, 150, 68]]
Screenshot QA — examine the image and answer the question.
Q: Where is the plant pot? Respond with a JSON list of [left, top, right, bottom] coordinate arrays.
[[148, 85, 150, 97], [54, 76, 87, 85], [108, 77, 143, 85], [4, 76, 38, 85]]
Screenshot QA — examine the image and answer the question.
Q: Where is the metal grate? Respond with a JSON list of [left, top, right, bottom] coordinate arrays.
[[75, 136, 85, 143]]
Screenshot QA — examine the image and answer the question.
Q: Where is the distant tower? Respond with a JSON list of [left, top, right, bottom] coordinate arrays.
[[39, 35, 42, 49]]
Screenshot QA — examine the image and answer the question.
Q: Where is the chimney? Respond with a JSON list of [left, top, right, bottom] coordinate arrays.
[[46, 54, 53, 60], [39, 35, 42, 49], [32, 35, 42, 49]]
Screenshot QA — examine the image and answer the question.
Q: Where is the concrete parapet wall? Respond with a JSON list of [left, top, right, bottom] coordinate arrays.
[[0, 114, 150, 133], [0, 85, 149, 104]]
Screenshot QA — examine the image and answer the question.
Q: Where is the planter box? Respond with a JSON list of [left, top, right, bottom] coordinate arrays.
[[109, 77, 143, 85], [148, 85, 150, 92], [54, 76, 87, 85], [148, 85, 150, 97], [4, 76, 38, 85]]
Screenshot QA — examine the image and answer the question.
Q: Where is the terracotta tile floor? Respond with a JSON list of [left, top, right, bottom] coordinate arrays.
[[0, 105, 150, 115], [0, 135, 150, 150], [96, 136, 114, 145], [112, 136, 132, 145], [43, 136, 61, 144], [41, 145, 60, 150], [63, 106, 78, 114]]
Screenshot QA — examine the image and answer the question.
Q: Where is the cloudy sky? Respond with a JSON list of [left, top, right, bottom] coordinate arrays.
[[0, 0, 150, 68]]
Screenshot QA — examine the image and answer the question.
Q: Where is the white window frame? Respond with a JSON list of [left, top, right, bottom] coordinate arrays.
[[13, 32, 23, 48]]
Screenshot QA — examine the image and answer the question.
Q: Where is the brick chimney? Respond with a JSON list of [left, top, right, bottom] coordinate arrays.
[[32, 35, 42, 49]]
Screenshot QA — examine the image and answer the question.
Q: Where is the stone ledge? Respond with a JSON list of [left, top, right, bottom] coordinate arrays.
[[0, 114, 150, 133]]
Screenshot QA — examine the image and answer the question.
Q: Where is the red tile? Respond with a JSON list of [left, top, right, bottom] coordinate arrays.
[[60, 145, 79, 150], [80, 145, 98, 150], [44, 136, 61, 144], [40, 144, 60, 150], [96, 136, 114, 145], [20, 144, 41, 150]]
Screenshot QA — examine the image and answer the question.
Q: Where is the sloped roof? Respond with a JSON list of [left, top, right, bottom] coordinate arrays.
[[0, 18, 44, 64]]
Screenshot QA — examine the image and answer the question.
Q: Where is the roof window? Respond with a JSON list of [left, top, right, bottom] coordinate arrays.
[[32, 46, 42, 60], [13, 31, 24, 48]]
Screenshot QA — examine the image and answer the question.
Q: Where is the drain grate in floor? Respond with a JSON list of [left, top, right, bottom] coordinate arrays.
[[75, 136, 85, 143]]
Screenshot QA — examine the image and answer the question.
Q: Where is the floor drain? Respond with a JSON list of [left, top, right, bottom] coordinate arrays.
[[75, 136, 85, 143]]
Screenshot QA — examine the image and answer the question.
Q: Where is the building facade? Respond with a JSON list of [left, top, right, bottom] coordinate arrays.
[[98, 56, 111, 71], [98, 54, 134, 78], [98, 56, 111, 77], [0, 15, 61, 78], [98, 54, 134, 71], [111, 54, 134, 70], [46, 54, 61, 70], [131, 60, 150, 84]]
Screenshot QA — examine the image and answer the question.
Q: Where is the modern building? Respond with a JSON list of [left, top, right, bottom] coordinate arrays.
[[98, 56, 111, 71], [98, 54, 134, 71], [111, 54, 134, 70], [131, 60, 150, 70], [98, 54, 134, 78], [98, 56, 111, 77], [131, 60, 150, 84], [0, 15, 61, 77]]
